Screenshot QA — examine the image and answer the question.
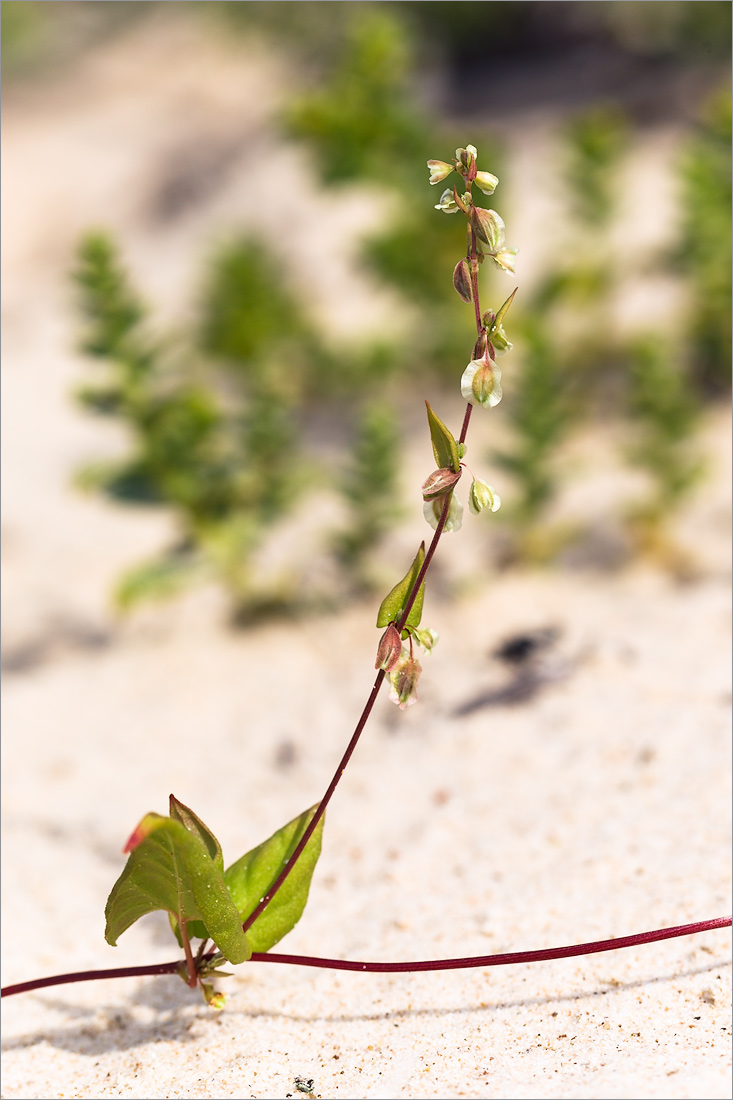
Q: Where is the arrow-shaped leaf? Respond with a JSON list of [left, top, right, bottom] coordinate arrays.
[[376, 542, 425, 630]]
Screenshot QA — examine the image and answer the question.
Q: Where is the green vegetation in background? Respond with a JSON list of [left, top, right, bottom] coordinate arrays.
[[284, 9, 506, 384], [678, 90, 732, 396], [487, 107, 628, 560], [333, 402, 403, 592], [492, 320, 570, 541], [627, 334, 703, 522], [73, 233, 403, 620]]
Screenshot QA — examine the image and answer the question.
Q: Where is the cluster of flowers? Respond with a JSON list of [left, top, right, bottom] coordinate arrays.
[[427, 144, 518, 275], [375, 145, 517, 709]]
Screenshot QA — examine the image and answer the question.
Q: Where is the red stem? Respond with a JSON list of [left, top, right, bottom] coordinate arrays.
[[242, 218, 484, 938], [241, 494, 454, 936], [3, 917, 729, 996]]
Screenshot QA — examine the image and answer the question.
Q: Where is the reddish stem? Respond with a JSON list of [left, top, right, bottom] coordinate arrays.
[[242, 214, 486, 937], [3, 917, 729, 996], [241, 493, 454, 937]]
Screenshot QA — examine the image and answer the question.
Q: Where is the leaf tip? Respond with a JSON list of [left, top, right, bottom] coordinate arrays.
[[123, 812, 161, 854]]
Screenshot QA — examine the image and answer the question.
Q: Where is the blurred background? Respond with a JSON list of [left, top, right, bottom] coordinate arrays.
[[2, 0, 730, 652]]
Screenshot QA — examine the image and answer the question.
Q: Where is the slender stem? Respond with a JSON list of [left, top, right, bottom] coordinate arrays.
[[241, 495, 453, 937], [469, 229, 483, 335], [179, 921, 198, 988], [3, 917, 729, 996], [242, 217, 486, 938], [250, 917, 732, 973], [458, 404, 473, 446]]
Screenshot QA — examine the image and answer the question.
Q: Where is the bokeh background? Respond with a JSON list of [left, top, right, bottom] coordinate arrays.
[[2, 5, 731, 1099], [2, 0, 731, 638]]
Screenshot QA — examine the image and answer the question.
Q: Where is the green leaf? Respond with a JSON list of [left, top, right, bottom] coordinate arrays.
[[223, 805, 325, 954], [169, 794, 223, 871], [425, 401, 460, 473], [376, 542, 425, 629], [105, 809, 250, 965]]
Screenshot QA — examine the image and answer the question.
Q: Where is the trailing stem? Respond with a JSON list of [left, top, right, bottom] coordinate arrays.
[[2, 917, 729, 997]]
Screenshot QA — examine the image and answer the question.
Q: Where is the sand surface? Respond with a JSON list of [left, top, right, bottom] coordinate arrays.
[[2, 14, 731, 1099]]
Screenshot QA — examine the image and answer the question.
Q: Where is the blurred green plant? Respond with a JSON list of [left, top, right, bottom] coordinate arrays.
[[678, 89, 732, 396], [333, 402, 402, 591], [625, 335, 704, 553], [620, 332, 704, 517], [491, 319, 571, 561], [284, 8, 504, 384], [564, 105, 628, 229], [487, 107, 627, 560], [73, 232, 403, 619]]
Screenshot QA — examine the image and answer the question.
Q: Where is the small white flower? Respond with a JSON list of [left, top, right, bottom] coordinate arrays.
[[474, 170, 499, 196], [414, 627, 439, 651], [427, 159, 453, 185], [490, 246, 518, 274], [434, 188, 460, 214], [423, 493, 463, 532], [460, 359, 503, 409], [468, 478, 501, 515], [388, 650, 421, 709]]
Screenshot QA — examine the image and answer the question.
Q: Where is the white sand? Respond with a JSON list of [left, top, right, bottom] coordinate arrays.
[[2, 14, 731, 1099]]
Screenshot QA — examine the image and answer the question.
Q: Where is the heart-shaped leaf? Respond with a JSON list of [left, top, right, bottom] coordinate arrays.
[[105, 806, 250, 965]]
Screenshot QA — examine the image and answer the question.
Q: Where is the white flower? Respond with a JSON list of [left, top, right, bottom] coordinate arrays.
[[388, 651, 421, 709], [423, 493, 463, 532], [490, 246, 518, 274], [427, 159, 453, 185], [434, 188, 461, 214], [460, 359, 503, 409], [468, 478, 501, 515], [474, 170, 499, 196]]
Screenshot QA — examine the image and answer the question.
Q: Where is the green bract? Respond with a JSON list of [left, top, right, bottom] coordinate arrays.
[[425, 401, 461, 473]]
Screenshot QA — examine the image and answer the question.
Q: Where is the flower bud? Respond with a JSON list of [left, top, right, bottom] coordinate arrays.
[[434, 188, 460, 214], [375, 623, 403, 672], [427, 159, 454, 185], [423, 492, 464, 532], [474, 170, 499, 196], [468, 478, 501, 515], [452, 259, 473, 303], [461, 358, 503, 409], [470, 207, 505, 250], [455, 145, 478, 170], [472, 329, 488, 361], [490, 246, 518, 274], [490, 323, 513, 354], [389, 653, 422, 710], [421, 466, 462, 501]]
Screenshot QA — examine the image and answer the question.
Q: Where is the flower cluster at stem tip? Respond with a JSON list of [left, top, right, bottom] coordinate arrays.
[[424, 142, 513, 531], [375, 144, 517, 710]]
